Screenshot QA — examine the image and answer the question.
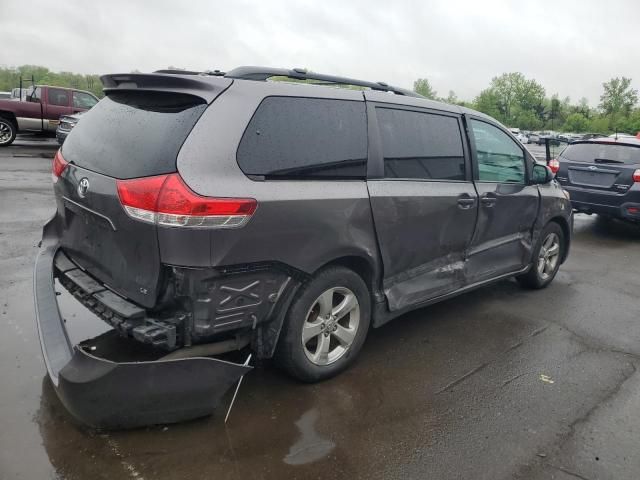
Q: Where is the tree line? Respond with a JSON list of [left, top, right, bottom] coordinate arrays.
[[0, 65, 104, 99], [414, 73, 639, 134], [2, 65, 638, 134]]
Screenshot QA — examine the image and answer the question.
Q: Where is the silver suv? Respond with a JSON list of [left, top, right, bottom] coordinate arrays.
[[34, 67, 572, 428]]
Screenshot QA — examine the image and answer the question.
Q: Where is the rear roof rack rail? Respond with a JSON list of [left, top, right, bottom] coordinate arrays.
[[154, 69, 226, 76], [224, 66, 423, 98]]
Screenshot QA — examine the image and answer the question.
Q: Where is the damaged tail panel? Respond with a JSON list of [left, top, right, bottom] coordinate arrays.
[[35, 237, 253, 429]]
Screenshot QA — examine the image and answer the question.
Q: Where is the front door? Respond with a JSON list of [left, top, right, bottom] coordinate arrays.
[[366, 103, 478, 312], [465, 117, 539, 283], [44, 87, 73, 131]]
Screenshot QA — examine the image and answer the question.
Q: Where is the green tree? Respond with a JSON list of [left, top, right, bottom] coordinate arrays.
[[444, 90, 458, 104], [0, 65, 104, 98], [589, 116, 610, 133], [599, 77, 638, 128], [488, 72, 545, 126], [512, 109, 543, 130], [413, 78, 437, 99], [620, 109, 640, 135], [547, 95, 561, 130], [473, 88, 503, 120], [563, 113, 590, 132], [575, 97, 591, 119]]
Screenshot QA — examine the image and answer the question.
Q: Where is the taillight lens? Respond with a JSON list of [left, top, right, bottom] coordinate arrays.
[[548, 158, 560, 174], [633, 169, 640, 183], [52, 150, 69, 182], [117, 173, 257, 228]]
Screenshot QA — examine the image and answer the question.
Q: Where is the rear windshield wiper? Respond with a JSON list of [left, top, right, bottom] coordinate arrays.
[[594, 158, 625, 164]]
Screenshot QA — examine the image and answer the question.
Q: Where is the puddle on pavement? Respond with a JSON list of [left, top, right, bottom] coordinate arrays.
[[284, 408, 335, 465]]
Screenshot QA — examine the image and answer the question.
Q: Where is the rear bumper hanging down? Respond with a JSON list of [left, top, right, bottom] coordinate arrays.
[[34, 240, 252, 429]]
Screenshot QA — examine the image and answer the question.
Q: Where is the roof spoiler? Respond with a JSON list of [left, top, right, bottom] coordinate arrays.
[[100, 73, 232, 104]]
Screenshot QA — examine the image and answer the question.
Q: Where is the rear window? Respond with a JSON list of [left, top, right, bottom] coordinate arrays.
[[237, 97, 367, 179], [61, 92, 206, 179], [560, 142, 640, 165]]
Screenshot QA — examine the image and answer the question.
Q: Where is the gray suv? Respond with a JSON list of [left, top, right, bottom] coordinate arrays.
[[35, 67, 572, 428]]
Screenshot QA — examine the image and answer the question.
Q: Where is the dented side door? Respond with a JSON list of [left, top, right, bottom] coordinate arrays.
[[464, 116, 540, 283], [365, 101, 478, 312]]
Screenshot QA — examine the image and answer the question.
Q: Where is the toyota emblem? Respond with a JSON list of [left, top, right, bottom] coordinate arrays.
[[77, 178, 90, 198]]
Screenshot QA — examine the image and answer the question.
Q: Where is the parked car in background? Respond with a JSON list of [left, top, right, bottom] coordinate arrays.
[[35, 67, 573, 427], [554, 137, 640, 222], [581, 133, 606, 140], [608, 132, 635, 139], [56, 112, 83, 144], [537, 132, 560, 146], [509, 127, 529, 144], [0, 91, 11, 99], [528, 132, 541, 144], [0, 85, 99, 146]]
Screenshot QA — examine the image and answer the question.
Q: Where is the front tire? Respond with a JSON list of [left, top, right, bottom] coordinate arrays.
[[275, 266, 371, 382], [0, 117, 17, 147], [517, 222, 565, 289]]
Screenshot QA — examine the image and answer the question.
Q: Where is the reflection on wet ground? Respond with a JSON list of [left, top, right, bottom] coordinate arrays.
[[284, 409, 335, 465]]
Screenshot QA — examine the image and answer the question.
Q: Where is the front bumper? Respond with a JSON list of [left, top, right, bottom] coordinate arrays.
[[34, 240, 252, 429]]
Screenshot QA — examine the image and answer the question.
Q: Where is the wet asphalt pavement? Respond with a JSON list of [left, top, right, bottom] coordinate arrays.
[[1, 137, 640, 480]]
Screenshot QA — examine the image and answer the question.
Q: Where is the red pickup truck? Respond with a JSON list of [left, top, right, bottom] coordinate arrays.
[[0, 85, 99, 146]]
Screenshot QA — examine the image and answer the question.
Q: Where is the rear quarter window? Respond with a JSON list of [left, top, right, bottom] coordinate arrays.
[[61, 92, 206, 179], [560, 143, 640, 165], [237, 97, 367, 179]]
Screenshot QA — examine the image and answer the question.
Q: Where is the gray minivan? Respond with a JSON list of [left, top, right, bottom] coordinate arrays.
[[35, 67, 572, 427]]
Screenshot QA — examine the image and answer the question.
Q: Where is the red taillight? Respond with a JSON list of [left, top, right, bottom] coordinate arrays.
[[633, 169, 640, 183], [548, 158, 560, 174], [116, 173, 257, 228], [52, 150, 69, 181]]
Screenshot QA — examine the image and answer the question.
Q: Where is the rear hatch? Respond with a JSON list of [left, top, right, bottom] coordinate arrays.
[[556, 141, 640, 194], [55, 74, 230, 308]]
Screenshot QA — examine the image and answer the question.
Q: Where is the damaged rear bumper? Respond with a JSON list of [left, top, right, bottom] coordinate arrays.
[[34, 241, 252, 429]]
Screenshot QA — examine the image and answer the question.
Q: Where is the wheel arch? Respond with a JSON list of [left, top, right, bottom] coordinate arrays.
[[0, 111, 18, 127], [547, 215, 571, 263], [312, 254, 383, 303]]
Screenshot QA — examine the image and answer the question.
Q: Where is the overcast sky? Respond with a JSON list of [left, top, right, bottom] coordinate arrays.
[[1, 0, 637, 104]]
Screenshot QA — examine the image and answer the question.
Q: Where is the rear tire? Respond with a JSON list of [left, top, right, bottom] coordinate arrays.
[[0, 117, 16, 147], [275, 266, 371, 382], [517, 222, 565, 289]]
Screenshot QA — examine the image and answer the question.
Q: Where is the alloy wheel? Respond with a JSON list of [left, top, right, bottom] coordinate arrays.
[[537, 232, 560, 280], [0, 121, 12, 144], [302, 287, 360, 366]]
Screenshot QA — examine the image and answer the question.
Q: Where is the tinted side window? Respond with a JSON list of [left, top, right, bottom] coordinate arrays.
[[237, 97, 367, 179], [73, 91, 98, 109], [471, 120, 525, 183], [376, 107, 465, 180], [48, 88, 70, 107]]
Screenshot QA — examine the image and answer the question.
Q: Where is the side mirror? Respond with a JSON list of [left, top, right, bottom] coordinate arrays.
[[531, 164, 554, 184]]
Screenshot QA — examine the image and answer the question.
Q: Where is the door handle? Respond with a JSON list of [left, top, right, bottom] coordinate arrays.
[[457, 196, 476, 209], [480, 194, 497, 207]]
